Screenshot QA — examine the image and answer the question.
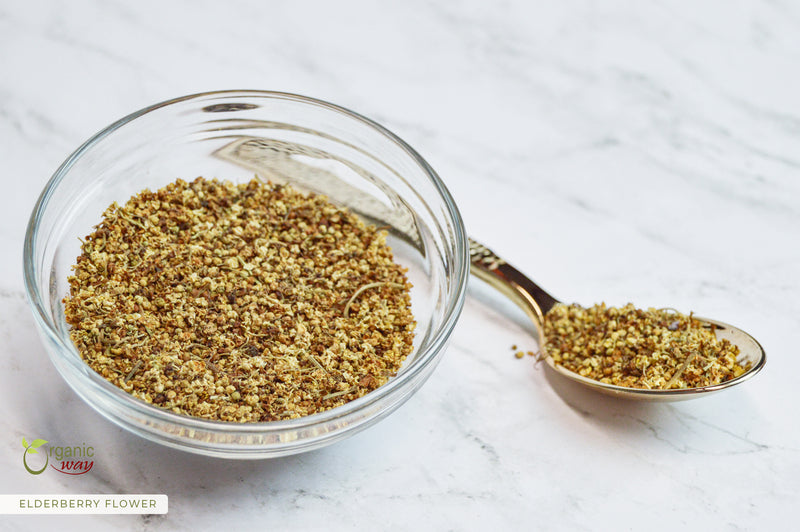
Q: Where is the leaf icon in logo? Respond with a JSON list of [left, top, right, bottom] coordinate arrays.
[[26, 439, 48, 454]]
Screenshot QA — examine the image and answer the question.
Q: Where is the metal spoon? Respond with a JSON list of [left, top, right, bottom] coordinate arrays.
[[469, 239, 766, 401]]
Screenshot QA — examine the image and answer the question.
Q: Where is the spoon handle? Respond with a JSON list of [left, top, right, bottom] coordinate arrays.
[[468, 239, 559, 332]]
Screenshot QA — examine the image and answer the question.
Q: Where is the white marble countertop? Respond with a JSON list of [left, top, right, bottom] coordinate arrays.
[[2, 1, 799, 530]]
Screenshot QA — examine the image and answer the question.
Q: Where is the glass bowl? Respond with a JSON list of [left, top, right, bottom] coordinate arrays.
[[23, 90, 468, 459]]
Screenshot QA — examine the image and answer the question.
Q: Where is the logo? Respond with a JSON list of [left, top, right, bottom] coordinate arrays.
[[22, 437, 94, 476]]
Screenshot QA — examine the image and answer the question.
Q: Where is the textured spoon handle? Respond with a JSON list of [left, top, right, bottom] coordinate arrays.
[[468, 238, 559, 330]]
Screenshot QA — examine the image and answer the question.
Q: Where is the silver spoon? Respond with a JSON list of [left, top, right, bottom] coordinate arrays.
[[469, 239, 766, 401]]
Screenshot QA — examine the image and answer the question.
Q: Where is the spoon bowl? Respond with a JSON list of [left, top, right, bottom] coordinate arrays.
[[469, 239, 766, 401]]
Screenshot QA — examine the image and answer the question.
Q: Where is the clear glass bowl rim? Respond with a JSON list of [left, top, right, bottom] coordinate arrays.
[[23, 89, 469, 438]]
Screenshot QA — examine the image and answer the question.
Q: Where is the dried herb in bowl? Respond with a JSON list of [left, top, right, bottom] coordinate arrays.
[[64, 177, 415, 422], [543, 303, 748, 390]]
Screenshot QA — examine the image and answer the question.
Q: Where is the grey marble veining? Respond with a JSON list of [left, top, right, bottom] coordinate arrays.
[[2, 0, 799, 530]]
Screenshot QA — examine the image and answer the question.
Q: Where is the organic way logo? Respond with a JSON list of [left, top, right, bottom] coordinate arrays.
[[22, 437, 95, 476]]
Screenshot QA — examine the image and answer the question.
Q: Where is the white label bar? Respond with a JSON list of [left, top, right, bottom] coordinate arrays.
[[0, 494, 168, 514]]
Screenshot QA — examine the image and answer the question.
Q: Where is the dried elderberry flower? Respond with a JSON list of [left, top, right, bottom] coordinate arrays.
[[65, 177, 416, 422], [543, 303, 747, 389]]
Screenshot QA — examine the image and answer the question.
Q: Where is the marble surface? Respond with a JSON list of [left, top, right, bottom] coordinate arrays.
[[2, 0, 799, 529]]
